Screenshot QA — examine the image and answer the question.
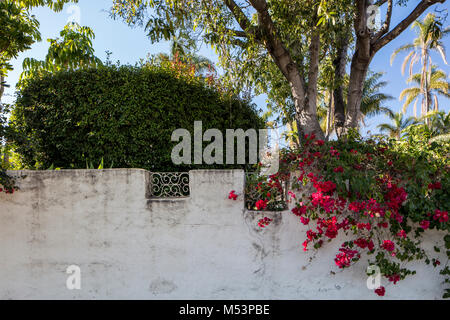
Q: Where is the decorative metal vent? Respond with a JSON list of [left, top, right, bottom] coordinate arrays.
[[150, 172, 190, 198]]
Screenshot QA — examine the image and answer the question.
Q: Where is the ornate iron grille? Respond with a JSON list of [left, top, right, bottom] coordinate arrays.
[[150, 172, 190, 198]]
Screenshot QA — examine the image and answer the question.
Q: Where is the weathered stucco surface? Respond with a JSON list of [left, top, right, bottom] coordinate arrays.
[[0, 169, 446, 299]]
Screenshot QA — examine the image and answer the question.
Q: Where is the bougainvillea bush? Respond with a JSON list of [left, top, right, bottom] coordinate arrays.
[[232, 130, 450, 298]]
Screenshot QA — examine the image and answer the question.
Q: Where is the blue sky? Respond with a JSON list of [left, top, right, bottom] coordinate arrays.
[[3, 0, 450, 137]]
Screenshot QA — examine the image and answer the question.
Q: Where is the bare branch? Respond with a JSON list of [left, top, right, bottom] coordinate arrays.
[[371, 0, 393, 43], [247, 0, 307, 114], [374, 0, 388, 6], [372, 0, 446, 53]]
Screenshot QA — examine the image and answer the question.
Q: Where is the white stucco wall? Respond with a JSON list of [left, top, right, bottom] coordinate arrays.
[[0, 169, 447, 299]]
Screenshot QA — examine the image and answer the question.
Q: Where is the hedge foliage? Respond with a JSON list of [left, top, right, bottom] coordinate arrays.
[[10, 64, 265, 171]]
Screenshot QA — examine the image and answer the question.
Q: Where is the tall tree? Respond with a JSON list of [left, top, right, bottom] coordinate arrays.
[[111, 0, 446, 140], [391, 13, 449, 118], [399, 66, 449, 117], [150, 38, 216, 76], [377, 110, 416, 139], [359, 71, 394, 123], [319, 70, 394, 136]]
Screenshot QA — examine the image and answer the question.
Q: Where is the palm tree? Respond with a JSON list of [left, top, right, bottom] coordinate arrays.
[[317, 71, 394, 137], [359, 71, 394, 125], [152, 38, 216, 76], [391, 13, 449, 117], [318, 71, 393, 136], [377, 111, 416, 139], [420, 110, 450, 142], [399, 66, 449, 117]]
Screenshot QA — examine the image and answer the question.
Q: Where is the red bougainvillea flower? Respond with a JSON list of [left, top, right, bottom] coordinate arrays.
[[307, 229, 317, 241], [397, 230, 407, 238], [433, 209, 448, 223], [354, 238, 370, 249], [388, 274, 401, 285], [292, 205, 307, 217], [375, 286, 385, 296], [300, 216, 310, 225], [258, 217, 272, 228], [349, 201, 365, 213], [381, 240, 395, 252], [357, 223, 371, 231], [313, 151, 322, 158], [428, 182, 442, 190], [255, 199, 268, 210], [368, 240, 375, 251], [314, 181, 336, 194], [330, 147, 340, 158], [377, 222, 388, 228], [333, 166, 344, 173], [350, 149, 358, 154], [315, 139, 325, 146], [334, 246, 360, 269], [387, 160, 393, 166], [419, 220, 430, 230], [228, 190, 238, 200]]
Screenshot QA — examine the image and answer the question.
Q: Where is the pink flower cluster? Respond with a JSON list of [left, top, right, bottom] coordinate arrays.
[[228, 190, 238, 200], [334, 245, 360, 269], [258, 217, 272, 228], [433, 209, 448, 223]]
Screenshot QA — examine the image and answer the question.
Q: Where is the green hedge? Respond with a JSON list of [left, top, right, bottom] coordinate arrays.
[[10, 65, 265, 171]]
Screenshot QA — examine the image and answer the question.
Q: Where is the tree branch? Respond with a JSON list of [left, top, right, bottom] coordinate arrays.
[[223, 0, 255, 34], [371, 0, 393, 43], [372, 0, 446, 53], [374, 0, 388, 6], [247, 0, 301, 80], [225, 28, 248, 38]]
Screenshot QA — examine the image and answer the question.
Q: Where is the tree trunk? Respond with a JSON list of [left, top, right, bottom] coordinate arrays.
[[333, 34, 349, 138], [0, 75, 4, 101], [295, 31, 324, 140], [346, 51, 371, 130], [344, 0, 372, 132], [326, 88, 333, 139]]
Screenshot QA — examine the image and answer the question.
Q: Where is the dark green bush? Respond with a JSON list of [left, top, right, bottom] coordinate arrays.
[[10, 65, 265, 171]]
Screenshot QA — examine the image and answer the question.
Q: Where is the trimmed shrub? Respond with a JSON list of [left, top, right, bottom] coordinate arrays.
[[10, 65, 265, 171]]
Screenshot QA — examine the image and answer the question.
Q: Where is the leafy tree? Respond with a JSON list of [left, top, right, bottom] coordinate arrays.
[[391, 13, 449, 117], [406, 110, 450, 143], [377, 110, 416, 139], [149, 39, 216, 77], [399, 66, 449, 117], [0, 0, 77, 99], [18, 22, 101, 87], [319, 71, 394, 137], [360, 72, 394, 121], [110, 0, 447, 140]]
